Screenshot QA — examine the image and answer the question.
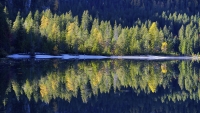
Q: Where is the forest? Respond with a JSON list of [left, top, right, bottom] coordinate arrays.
[[1, 0, 200, 57]]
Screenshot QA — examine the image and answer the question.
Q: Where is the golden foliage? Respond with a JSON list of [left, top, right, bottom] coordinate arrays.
[[40, 15, 49, 29], [23, 80, 33, 100], [161, 64, 167, 74], [96, 72, 102, 84], [11, 80, 20, 100], [51, 80, 57, 90], [67, 23, 75, 38], [91, 72, 102, 87], [93, 28, 102, 42], [52, 23, 57, 34], [66, 76, 74, 91], [40, 84, 48, 97], [148, 74, 157, 93], [161, 42, 167, 52], [149, 22, 159, 39]]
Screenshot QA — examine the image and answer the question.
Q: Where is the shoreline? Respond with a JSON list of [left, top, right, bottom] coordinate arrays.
[[5, 54, 200, 60]]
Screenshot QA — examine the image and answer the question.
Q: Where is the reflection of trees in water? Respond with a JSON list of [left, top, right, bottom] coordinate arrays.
[[2, 60, 200, 112]]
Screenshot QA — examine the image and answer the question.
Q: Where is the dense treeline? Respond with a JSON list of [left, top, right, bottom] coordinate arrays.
[[2, 0, 200, 25], [1, 0, 200, 56], [1, 60, 200, 112], [0, 4, 10, 57]]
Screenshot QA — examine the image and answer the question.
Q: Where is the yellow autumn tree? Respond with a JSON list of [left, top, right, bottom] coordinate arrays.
[[40, 15, 49, 36], [147, 70, 158, 93], [66, 23, 75, 39], [90, 28, 103, 54], [161, 42, 167, 52], [24, 12, 33, 33], [66, 22, 79, 52], [40, 15, 49, 29], [149, 22, 159, 52]]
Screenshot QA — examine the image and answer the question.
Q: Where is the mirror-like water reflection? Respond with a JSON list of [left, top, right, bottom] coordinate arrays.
[[0, 59, 200, 113]]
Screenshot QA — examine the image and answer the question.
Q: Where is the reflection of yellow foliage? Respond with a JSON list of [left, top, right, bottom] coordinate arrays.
[[40, 84, 48, 97], [148, 74, 157, 93], [23, 80, 33, 100], [148, 82, 156, 93], [96, 73, 102, 84], [91, 78, 97, 87], [51, 80, 57, 90], [161, 64, 167, 74], [91, 72, 102, 87], [66, 76, 74, 91], [11, 80, 20, 100]]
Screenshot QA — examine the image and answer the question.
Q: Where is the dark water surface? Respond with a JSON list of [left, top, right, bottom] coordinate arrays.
[[0, 59, 200, 113]]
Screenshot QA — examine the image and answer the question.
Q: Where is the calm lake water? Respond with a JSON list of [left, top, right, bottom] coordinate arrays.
[[0, 59, 200, 113]]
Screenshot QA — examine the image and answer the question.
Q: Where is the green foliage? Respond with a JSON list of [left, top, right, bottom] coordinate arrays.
[[24, 11, 33, 33], [12, 12, 21, 33], [149, 22, 160, 53], [3, 2, 200, 56]]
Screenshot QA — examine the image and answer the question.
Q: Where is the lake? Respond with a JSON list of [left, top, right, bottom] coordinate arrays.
[[0, 58, 200, 113]]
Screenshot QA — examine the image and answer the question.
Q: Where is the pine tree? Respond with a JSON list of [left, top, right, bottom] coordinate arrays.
[[112, 22, 122, 55], [100, 21, 112, 55], [24, 11, 35, 55], [81, 10, 90, 31], [40, 15, 49, 36], [32, 10, 41, 52], [40, 10, 52, 37], [79, 10, 91, 53], [140, 24, 150, 54], [179, 25, 186, 54], [0, 4, 10, 57], [33, 10, 40, 23], [129, 26, 139, 54], [116, 28, 128, 55], [12, 12, 21, 33], [149, 22, 159, 53], [24, 11, 33, 33], [66, 17, 79, 53]]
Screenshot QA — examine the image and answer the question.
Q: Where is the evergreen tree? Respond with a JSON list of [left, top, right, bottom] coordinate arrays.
[[0, 3, 10, 57], [24, 11, 34, 55], [149, 22, 159, 53], [24, 11, 33, 33], [66, 17, 79, 54], [12, 12, 21, 33]]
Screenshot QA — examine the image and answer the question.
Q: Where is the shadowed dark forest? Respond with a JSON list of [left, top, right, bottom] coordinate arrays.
[[1, 0, 200, 57]]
